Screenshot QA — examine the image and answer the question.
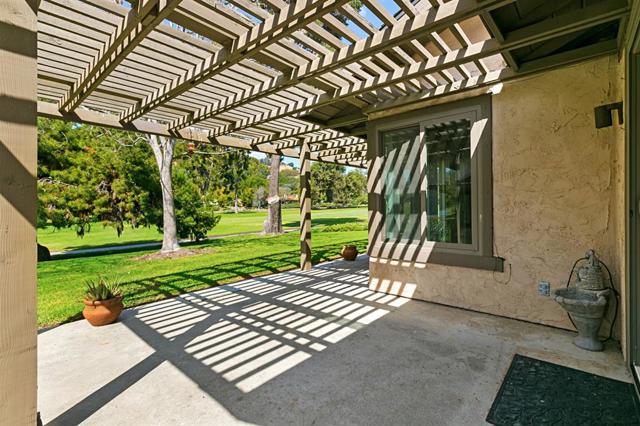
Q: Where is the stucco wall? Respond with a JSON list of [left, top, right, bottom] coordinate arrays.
[[369, 55, 626, 338]]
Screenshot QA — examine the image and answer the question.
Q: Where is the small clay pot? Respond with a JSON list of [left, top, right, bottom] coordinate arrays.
[[341, 245, 358, 261], [82, 296, 124, 326]]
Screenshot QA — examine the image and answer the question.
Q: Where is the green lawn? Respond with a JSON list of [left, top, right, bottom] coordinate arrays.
[[38, 227, 368, 328], [38, 207, 367, 252]]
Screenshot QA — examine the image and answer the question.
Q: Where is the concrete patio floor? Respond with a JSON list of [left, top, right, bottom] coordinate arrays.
[[38, 255, 632, 426]]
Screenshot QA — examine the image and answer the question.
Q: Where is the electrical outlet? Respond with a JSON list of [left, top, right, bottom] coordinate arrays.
[[538, 281, 550, 297]]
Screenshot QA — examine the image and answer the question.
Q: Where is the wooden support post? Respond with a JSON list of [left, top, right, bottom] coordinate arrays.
[[299, 140, 312, 271], [0, 0, 38, 424]]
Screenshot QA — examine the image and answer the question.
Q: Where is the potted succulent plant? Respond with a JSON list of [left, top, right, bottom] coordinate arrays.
[[341, 244, 358, 261], [82, 277, 124, 327]]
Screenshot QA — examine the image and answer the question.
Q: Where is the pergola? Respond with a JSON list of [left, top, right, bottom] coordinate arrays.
[[0, 0, 632, 423], [34, 0, 628, 167], [32, 0, 629, 266]]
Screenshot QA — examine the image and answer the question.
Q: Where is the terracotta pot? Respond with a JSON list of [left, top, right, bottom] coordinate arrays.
[[341, 245, 358, 261], [82, 296, 124, 326]]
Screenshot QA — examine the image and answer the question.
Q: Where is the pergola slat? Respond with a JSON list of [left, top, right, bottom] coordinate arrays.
[[316, 142, 368, 157], [120, 0, 353, 123], [58, 0, 185, 113], [365, 39, 619, 116], [480, 12, 519, 71], [34, 0, 630, 167], [170, 0, 515, 130], [210, 0, 627, 137]]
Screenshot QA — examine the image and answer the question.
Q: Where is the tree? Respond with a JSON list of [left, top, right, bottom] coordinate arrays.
[[222, 149, 250, 212], [239, 157, 269, 208], [334, 170, 367, 206], [177, 142, 227, 195], [263, 154, 283, 234], [279, 166, 299, 202], [37, 119, 221, 251], [310, 162, 345, 206], [170, 143, 227, 239], [147, 134, 180, 252], [309, 162, 367, 207], [37, 119, 160, 237], [172, 165, 220, 241], [37, 119, 99, 235]]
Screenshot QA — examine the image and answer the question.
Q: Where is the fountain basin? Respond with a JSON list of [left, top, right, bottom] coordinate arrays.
[[553, 288, 609, 352]]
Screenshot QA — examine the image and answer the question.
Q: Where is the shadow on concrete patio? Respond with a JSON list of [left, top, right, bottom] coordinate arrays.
[[39, 256, 630, 426], [42, 256, 420, 425], [45, 239, 368, 326]]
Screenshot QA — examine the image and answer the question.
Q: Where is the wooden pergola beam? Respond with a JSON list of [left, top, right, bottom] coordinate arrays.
[[39, 102, 332, 163], [58, 0, 184, 112], [33, 0, 629, 175], [251, 123, 363, 147], [250, 122, 327, 146], [311, 136, 364, 151], [316, 142, 367, 157], [480, 12, 519, 71], [325, 113, 368, 128], [120, 0, 352, 123], [307, 133, 358, 144], [299, 139, 312, 271], [212, 0, 627, 137], [268, 137, 367, 159], [267, 134, 365, 152], [170, 0, 515, 130], [326, 151, 367, 161], [40, 101, 365, 167], [366, 39, 619, 117], [1, 0, 38, 423], [349, 125, 368, 136]]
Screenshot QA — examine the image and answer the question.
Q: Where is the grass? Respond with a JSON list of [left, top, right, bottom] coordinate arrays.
[[37, 207, 367, 252], [38, 227, 368, 328]]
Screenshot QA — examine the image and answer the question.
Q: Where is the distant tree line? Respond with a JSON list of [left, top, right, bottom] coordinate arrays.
[[37, 119, 367, 250]]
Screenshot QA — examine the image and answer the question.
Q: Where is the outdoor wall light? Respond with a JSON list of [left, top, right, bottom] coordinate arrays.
[[594, 102, 623, 128]]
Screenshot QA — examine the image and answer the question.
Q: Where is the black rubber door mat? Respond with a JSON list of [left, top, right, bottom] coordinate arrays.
[[486, 354, 640, 426]]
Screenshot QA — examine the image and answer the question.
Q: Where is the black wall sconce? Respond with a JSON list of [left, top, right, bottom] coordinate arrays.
[[594, 102, 623, 128]]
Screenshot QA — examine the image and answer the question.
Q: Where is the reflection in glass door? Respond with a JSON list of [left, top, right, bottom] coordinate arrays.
[[424, 118, 473, 245]]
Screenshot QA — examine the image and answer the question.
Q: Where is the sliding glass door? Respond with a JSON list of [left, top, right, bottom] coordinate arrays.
[[629, 48, 640, 390]]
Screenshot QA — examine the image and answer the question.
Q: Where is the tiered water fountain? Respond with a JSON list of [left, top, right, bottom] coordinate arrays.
[[553, 250, 610, 352]]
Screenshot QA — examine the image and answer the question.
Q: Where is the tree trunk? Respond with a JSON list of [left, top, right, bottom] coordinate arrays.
[[148, 135, 180, 253], [233, 182, 239, 213], [263, 154, 283, 234]]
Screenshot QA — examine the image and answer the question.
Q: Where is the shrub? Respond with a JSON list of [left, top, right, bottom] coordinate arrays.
[[173, 168, 221, 241], [316, 222, 368, 233]]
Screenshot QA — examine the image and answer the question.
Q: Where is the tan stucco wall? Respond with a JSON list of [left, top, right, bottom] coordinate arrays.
[[369, 55, 627, 340]]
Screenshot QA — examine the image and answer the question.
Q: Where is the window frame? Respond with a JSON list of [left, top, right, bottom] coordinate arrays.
[[368, 95, 502, 271]]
